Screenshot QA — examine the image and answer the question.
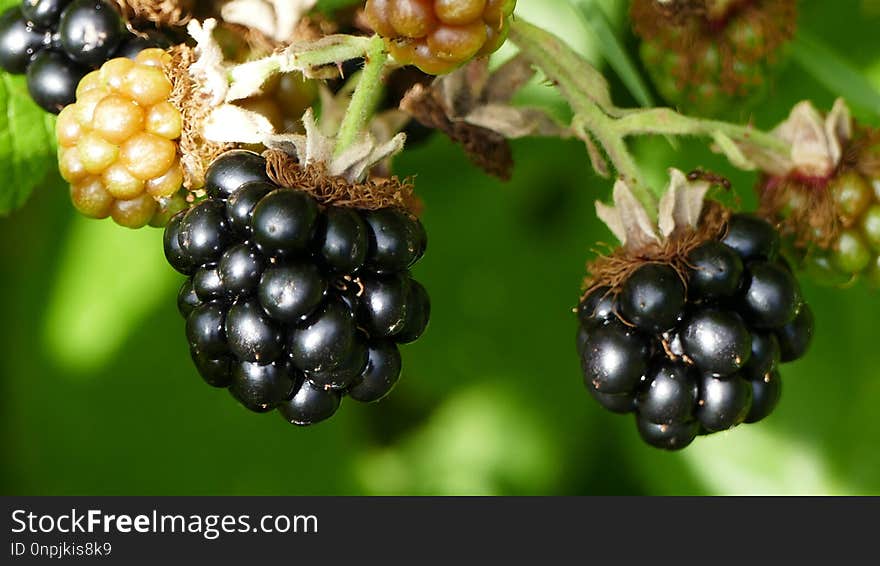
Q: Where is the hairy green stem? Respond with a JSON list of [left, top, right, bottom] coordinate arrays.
[[509, 19, 656, 215], [335, 36, 388, 156], [613, 108, 789, 153], [508, 18, 792, 216]]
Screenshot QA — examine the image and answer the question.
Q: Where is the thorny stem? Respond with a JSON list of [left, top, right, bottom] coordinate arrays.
[[508, 18, 792, 218], [335, 36, 389, 156]]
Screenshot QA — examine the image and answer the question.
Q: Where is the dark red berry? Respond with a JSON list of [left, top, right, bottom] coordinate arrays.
[[230, 360, 295, 413], [252, 189, 319, 257], [315, 207, 369, 274], [279, 379, 341, 426], [396, 279, 430, 344], [358, 273, 410, 338], [347, 340, 402, 403], [721, 214, 780, 262], [637, 362, 698, 425], [742, 331, 780, 381], [193, 265, 224, 302], [257, 263, 326, 323], [577, 286, 615, 326], [58, 0, 125, 67], [740, 261, 801, 329], [776, 303, 814, 363], [686, 240, 744, 300], [308, 333, 369, 390], [25, 48, 86, 113], [364, 208, 425, 273], [636, 417, 699, 451], [205, 150, 271, 200], [0, 8, 49, 74], [696, 374, 752, 432], [580, 321, 649, 395], [225, 181, 273, 235], [22, 0, 74, 29], [178, 200, 231, 266], [218, 243, 263, 296], [681, 309, 752, 377], [177, 278, 200, 317], [618, 263, 685, 332], [190, 349, 233, 388], [744, 370, 782, 424], [288, 299, 356, 373], [164, 212, 194, 275], [225, 300, 284, 363], [186, 302, 227, 358]]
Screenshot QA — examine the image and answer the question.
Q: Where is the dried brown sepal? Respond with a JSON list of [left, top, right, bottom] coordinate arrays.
[[399, 56, 569, 181], [264, 149, 421, 215], [631, 0, 797, 98], [582, 201, 730, 296], [402, 82, 513, 180], [114, 0, 193, 27], [164, 44, 234, 191]]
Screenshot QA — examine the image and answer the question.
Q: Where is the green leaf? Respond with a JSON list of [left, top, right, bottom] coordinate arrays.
[[791, 29, 880, 116], [573, 0, 655, 108], [0, 73, 57, 215]]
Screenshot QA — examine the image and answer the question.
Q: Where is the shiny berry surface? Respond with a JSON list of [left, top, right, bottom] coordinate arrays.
[[22, 0, 74, 29], [577, 210, 812, 449], [252, 189, 319, 257], [364, 0, 516, 75], [364, 208, 425, 273], [230, 360, 294, 413], [166, 152, 430, 425], [636, 417, 699, 451], [687, 240, 744, 300], [26, 49, 85, 112], [279, 380, 341, 426], [696, 374, 752, 432], [618, 263, 685, 332], [316, 207, 368, 274], [637, 362, 698, 425], [347, 340, 402, 403], [57, 0, 124, 67], [205, 150, 271, 200], [681, 309, 752, 377], [580, 321, 649, 395], [776, 304, 814, 363], [740, 261, 801, 329], [288, 300, 357, 373], [0, 8, 48, 74], [721, 214, 780, 262]]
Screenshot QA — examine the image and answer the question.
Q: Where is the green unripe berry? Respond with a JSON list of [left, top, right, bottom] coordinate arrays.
[[862, 204, 880, 252], [832, 171, 873, 220], [805, 252, 852, 287], [833, 229, 872, 274]]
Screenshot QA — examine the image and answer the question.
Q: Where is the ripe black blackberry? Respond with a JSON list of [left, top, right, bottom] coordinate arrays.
[[164, 150, 430, 426], [0, 0, 169, 113], [577, 176, 814, 451]]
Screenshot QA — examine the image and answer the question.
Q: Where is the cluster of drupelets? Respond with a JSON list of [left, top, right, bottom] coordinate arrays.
[[0, 0, 874, 447]]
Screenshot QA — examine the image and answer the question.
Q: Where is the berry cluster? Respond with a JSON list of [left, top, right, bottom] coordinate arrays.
[[0, 0, 165, 113], [364, 0, 515, 75], [767, 170, 880, 288], [164, 151, 430, 425], [631, 0, 796, 117], [55, 48, 184, 228], [577, 214, 814, 450]]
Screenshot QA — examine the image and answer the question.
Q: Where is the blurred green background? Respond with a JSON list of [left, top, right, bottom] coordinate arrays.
[[2, 0, 880, 495]]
